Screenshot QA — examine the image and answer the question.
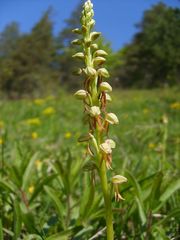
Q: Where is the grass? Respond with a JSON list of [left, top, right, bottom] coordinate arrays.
[[0, 88, 180, 239]]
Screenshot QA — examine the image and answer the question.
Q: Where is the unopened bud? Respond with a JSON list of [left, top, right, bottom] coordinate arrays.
[[74, 90, 88, 100], [72, 68, 82, 76], [106, 113, 119, 124], [94, 50, 108, 57], [98, 68, 110, 78], [99, 82, 112, 92], [90, 32, 101, 41], [72, 52, 84, 60], [86, 66, 97, 78], [72, 28, 82, 34], [71, 39, 82, 45], [91, 43, 98, 50], [89, 19, 96, 29], [89, 106, 101, 117], [82, 25, 87, 33], [93, 57, 106, 66]]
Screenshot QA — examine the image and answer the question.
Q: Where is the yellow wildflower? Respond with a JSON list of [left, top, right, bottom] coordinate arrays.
[[31, 132, 38, 139], [65, 132, 72, 139], [148, 143, 155, 149], [26, 118, 41, 126], [0, 138, 4, 145], [143, 108, 149, 114], [28, 185, 34, 194], [170, 102, 180, 110], [34, 98, 45, 105], [0, 121, 4, 129], [42, 107, 55, 115]]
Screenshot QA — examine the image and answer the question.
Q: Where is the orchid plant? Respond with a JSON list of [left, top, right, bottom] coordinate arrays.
[[72, 1, 127, 239]]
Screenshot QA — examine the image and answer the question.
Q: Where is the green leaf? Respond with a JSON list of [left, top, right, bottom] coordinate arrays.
[[125, 170, 147, 224], [22, 152, 39, 190], [150, 171, 163, 209], [0, 179, 15, 193], [45, 229, 72, 240], [13, 200, 22, 240], [135, 196, 146, 225], [0, 219, 3, 240], [160, 178, 180, 203], [21, 212, 35, 233], [154, 208, 180, 226], [29, 174, 58, 204], [78, 173, 95, 222], [44, 186, 65, 225]]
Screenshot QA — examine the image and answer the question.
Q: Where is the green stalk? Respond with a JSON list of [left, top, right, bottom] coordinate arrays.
[[99, 160, 114, 239], [96, 127, 114, 239]]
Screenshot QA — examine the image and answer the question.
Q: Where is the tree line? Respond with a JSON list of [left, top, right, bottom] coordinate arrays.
[[0, 2, 179, 97]]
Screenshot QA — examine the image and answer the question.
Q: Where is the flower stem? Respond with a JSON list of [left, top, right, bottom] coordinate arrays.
[[99, 162, 114, 239]]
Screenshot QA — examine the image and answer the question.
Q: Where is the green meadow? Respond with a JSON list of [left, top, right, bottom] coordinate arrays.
[[0, 88, 179, 239]]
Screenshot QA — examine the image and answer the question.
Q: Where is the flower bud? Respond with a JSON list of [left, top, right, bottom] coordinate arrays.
[[97, 68, 110, 78], [72, 28, 82, 34], [89, 106, 101, 117], [86, 66, 97, 78], [112, 175, 127, 184], [71, 39, 82, 45], [72, 68, 82, 76], [105, 93, 112, 102], [93, 57, 106, 66], [82, 25, 87, 33], [94, 50, 108, 57], [89, 19, 96, 29], [91, 43, 98, 50], [84, 40, 91, 47], [72, 52, 84, 60], [106, 113, 119, 124], [90, 32, 101, 41], [99, 82, 112, 92], [74, 90, 88, 100]]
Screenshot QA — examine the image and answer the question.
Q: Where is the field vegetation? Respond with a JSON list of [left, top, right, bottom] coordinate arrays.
[[0, 88, 179, 239]]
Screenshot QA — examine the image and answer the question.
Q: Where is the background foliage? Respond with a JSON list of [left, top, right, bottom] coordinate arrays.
[[0, 89, 180, 239], [0, 2, 180, 97]]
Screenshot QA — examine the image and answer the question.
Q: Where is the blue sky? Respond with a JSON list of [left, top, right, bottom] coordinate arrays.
[[0, 0, 179, 50]]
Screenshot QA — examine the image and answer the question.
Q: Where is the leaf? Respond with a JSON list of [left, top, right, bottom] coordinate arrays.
[[0, 179, 15, 193], [44, 186, 65, 226], [29, 174, 58, 204], [135, 196, 146, 225], [78, 173, 95, 222], [45, 229, 72, 240], [13, 200, 22, 240], [0, 219, 3, 240], [21, 212, 35, 233], [125, 170, 147, 224], [160, 178, 180, 203], [153, 208, 180, 226], [150, 171, 163, 209], [22, 152, 39, 190]]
